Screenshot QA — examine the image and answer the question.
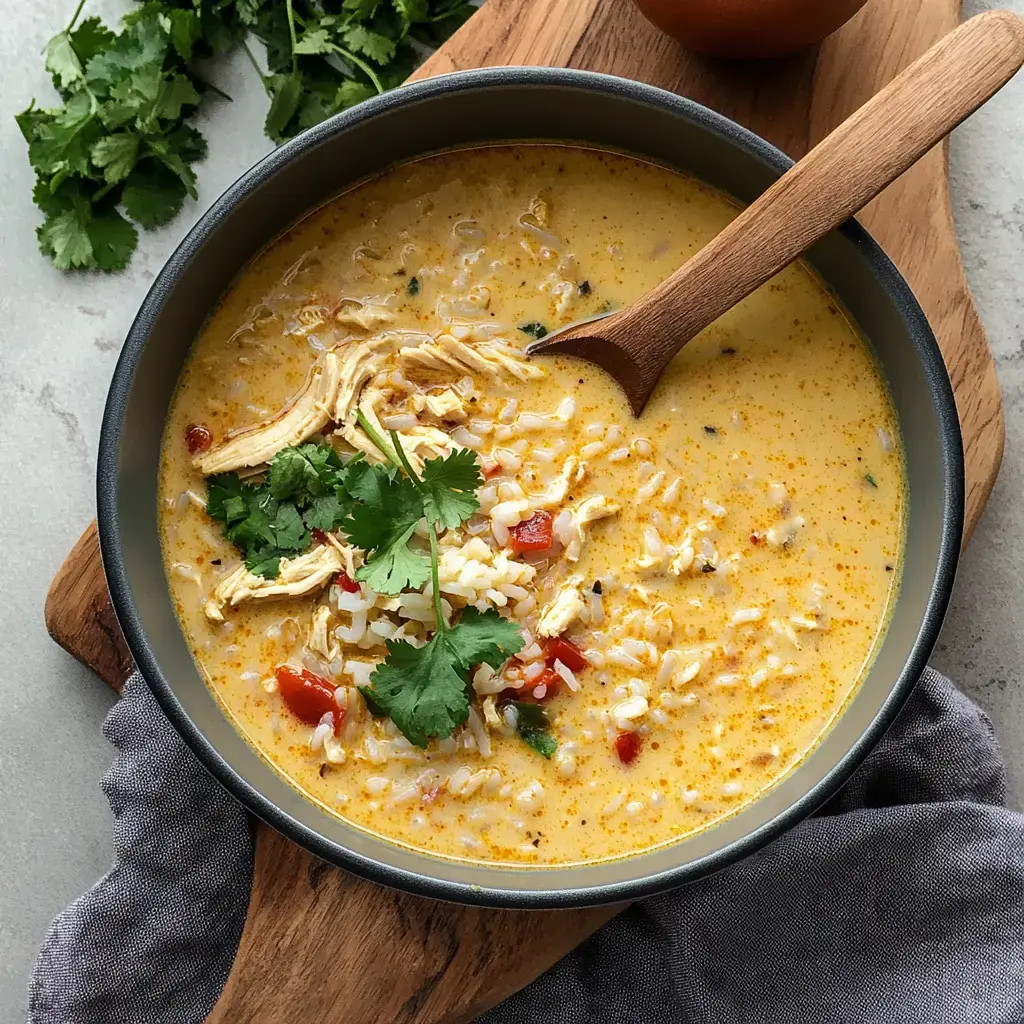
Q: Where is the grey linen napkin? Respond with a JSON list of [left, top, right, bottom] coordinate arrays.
[[29, 667, 1024, 1024]]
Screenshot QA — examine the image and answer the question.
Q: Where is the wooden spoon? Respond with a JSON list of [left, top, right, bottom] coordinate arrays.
[[528, 10, 1024, 415]]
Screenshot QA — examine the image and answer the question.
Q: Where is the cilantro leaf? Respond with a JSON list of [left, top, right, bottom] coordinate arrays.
[[86, 207, 138, 272], [420, 448, 482, 530], [91, 132, 140, 184], [304, 494, 345, 532], [268, 443, 343, 501], [358, 685, 389, 717], [364, 634, 470, 747], [164, 8, 203, 61], [44, 31, 85, 91], [121, 163, 187, 229], [365, 607, 523, 747], [206, 473, 246, 523], [341, 25, 396, 64], [69, 18, 117, 66], [443, 606, 524, 671], [272, 502, 310, 552], [358, 534, 431, 595], [264, 73, 304, 144], [293, 27, 333, 56], [343, 464, 421, 545], [37, 193, 94, 270], [245, 549, 282, 578]]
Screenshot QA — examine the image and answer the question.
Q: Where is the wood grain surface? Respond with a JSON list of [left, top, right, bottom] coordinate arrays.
[[45, 0, 1007, 1020]]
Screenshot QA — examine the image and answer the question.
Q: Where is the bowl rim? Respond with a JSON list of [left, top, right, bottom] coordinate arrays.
[[97, 65, 965, 908]]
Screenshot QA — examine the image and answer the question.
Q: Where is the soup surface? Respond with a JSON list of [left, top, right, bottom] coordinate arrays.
[[160, 144, 904, 865]]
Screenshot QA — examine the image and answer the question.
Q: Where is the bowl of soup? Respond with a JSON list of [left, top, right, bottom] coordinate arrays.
[[98, 67, 963, 907]]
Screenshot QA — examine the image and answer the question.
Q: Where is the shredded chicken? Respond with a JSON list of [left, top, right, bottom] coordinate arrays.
[[413, 388, 466, 422], [341, 385, 463, 472], [565, 495, 620, 561], [398, 334, 544, 384], [194, 352, 341, 475], [334, 298, 394, 332], [537, 578, 586, 637], [531, 456, 586, 509], [204, 545, 343, 621], [308, 603, 339, 662], [332, 337, 393, 426]]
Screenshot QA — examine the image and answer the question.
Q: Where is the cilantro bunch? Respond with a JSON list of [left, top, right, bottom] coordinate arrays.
[[204, 426, 524, 748], [351, 416, 525, 747], [207, 442, 355, 577], [18, 0, 474, 272]]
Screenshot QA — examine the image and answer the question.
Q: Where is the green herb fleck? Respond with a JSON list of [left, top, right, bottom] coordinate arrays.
[[511, 701, 557, 759], [518, 322, 548, 340], [407, 275, 420, 296], [865, 473, 878, 488]]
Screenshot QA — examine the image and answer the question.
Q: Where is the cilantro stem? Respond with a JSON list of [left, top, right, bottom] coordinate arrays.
[[285, 0, 299, 74], [426, 521, 446, 633], [389, 429, 423, 485], [65, 0, 87, 34], [356, 409, 401, 469], [327, 45, 385, 95]]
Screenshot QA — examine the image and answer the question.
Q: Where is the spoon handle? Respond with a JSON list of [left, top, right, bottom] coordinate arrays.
[[604, 10, 1024, 398]]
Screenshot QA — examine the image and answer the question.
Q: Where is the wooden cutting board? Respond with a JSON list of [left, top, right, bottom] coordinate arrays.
[[45, 0, 1005, 1020]]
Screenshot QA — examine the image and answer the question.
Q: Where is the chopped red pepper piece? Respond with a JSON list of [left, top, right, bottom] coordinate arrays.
[[275, 665, 344, 731], [509, 510, 554, 553], [543, 636, 588, 672], [615, 731, 642, 765], [311, 528, 329, 545], [502, 668, 561, 703], [185, 423, 213, 454], [335, 570, 361, 593]]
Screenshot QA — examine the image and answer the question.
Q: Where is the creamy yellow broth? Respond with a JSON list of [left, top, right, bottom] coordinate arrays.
[[159, 145, 904, 865]]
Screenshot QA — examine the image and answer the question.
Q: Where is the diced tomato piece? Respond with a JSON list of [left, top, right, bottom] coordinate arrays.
[[275, 665, 344, 730], [615, 731, 642, 765], [509, 510, 554, 553], [185, 423, 213, 454], [311, 528, 329, 545], [543, 636, 588, 672], [335, 570, 361, 593], [505, 668, 562, 703]]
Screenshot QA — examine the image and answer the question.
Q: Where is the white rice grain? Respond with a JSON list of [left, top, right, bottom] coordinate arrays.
[[553, 658, 580, 692]]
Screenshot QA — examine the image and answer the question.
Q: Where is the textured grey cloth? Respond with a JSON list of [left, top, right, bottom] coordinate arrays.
[[29, 667, 1024, 1023]]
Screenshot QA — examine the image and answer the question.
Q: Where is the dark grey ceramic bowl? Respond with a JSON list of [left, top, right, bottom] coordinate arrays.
[[98, 67, 964, 909]]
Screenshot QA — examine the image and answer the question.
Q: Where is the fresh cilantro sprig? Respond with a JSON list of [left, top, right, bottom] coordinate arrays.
[[206, 441, 354, 578], [19, 0, 475, 270], [354, 419, 525, 747]]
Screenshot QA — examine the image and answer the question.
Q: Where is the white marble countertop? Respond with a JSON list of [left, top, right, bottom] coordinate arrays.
[[1, 1, 1021, 1019]]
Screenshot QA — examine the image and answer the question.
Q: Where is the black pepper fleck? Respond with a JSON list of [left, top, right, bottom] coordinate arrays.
[[592, 580, 603, 595], [704, 425, 718, 435], [578, 280, 591, 296], [700, 562, 717, 573]]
